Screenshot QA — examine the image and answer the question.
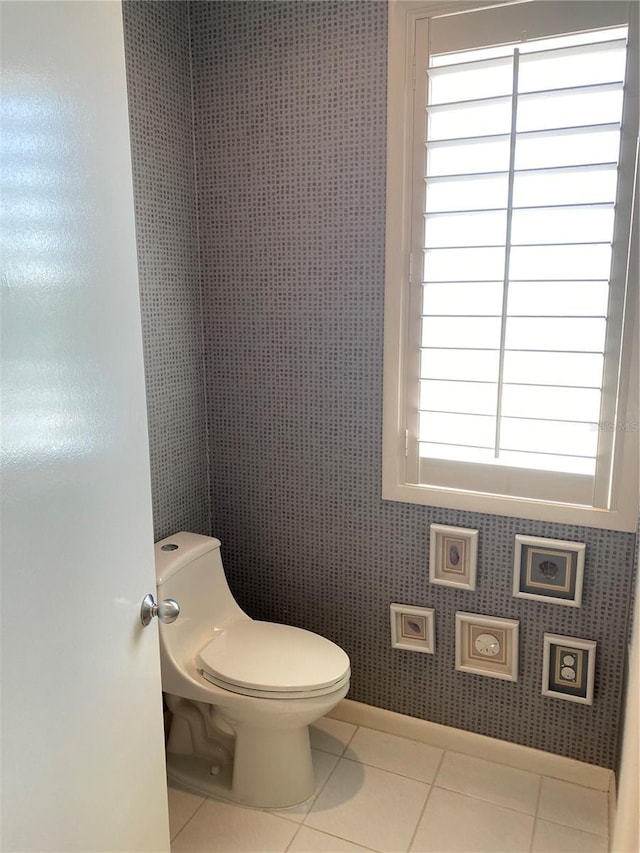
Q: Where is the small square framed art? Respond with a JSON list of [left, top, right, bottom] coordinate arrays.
[[542, 633, 596, 705], [390, 603, 435, 654], [430, 524, 478, 591], [513, 535, 585, 607], [455, 612, 519, 681]]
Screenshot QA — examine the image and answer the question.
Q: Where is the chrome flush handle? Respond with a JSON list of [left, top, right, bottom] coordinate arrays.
[[140, 593, 180, 627]]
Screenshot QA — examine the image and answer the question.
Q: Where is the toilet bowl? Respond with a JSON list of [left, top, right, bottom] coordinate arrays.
[[154, 532, 351, 809]]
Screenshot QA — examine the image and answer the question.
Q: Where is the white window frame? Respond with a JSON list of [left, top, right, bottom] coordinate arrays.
[[383, 0, 639, 531]]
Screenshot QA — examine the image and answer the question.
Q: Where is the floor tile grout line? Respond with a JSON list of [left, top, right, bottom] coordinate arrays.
[[270, 809, 314, 828], [310, 722, 359, 760], [297, 745, 350, 829], [300, 746, 433, 853], [318, 725, 608, 807], [324, 746, 541, 817], [431, 781, 541, 819], [169, 795, 208, 845], [533, 776, 544, 820], [171, 787, 309, 833], [405, 747, 448, 852], [283, 820, 302, 853], [310, 750, 542, 818], [438, 747, 544, 781], [528, 775, 544, 853], [343, 723, 360, 752], [533, 813, 610, 840], [534, 775, 609, 839], [345, 725, 606, 788], [313, 745, 353, 759], [433, 745, 607, 793], [426, 777, 609, 841], [332, 753, 442, 786], [269, 754, 345, 826], [346, 726, 609, 795], [289, 824, 383, 853]]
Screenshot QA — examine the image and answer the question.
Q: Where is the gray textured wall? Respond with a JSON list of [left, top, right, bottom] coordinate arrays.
[[123, 0, 210, 540], [123, 0, 637, 769]]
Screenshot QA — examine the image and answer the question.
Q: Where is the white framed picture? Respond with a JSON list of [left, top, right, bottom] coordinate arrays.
[[390, 603, 435, 654], [542, 633, 596, 705], [513, 535, 585, 607], [429, 524, 478, 590], [455, 612, 519, 681]]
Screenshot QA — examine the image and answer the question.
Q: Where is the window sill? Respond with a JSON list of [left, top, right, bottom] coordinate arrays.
[[382, 479, 638, 532]]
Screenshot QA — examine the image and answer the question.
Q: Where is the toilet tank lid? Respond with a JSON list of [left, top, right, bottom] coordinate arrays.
[[154, 532, 221, 586]]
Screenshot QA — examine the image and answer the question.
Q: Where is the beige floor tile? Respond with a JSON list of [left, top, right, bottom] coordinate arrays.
[[532, 818, 608, 853], [271, 749, 340, 823], [435, 751, 540, 815], [288, 826, 376, 853], [310, 717, 358, 756], [167, 786, 206, 841], [410, 787, 534, 853], [344, 727, 443, 783], [305, 758, 429, 853], [171, 798, 297, 852], [537, 778, 608, 837]]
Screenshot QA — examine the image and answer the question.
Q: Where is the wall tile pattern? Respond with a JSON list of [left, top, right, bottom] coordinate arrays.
[[191, 0, 637, 769], [122, 0, 210, 540]]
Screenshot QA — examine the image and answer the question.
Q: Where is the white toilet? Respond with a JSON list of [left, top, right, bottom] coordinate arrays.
[[154, 531, 351, 809]]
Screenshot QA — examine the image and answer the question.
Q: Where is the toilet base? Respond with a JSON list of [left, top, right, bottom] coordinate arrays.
[[166, 729, 315, 809], [167, 751, 234, 801], [165, 695, 317, 809]]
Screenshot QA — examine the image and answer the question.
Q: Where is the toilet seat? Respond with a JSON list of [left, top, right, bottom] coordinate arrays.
[[196, 621, 351, 700]]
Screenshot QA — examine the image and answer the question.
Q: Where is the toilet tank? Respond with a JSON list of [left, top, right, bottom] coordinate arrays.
[[154, 532, 249, 660]]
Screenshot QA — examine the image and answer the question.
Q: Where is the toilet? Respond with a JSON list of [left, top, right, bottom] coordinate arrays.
[[154, 532, 351, 809]]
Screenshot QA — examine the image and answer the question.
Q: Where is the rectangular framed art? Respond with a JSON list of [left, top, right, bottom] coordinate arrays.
[[390, 603, 435, 654], [542, 633, 596, 705], [455, 612, 519, 681], [513, 535, 585, 607], [430, 524, 478, 590]]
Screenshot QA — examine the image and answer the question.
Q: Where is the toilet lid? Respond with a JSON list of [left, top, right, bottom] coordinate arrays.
[[196, 621, 350, 696]]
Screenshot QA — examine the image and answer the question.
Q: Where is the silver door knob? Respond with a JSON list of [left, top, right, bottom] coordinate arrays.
[[140, 593, 180, 627]]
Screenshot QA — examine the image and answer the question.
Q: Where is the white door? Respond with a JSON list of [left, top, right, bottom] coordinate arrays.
[[1, 1, 170, 850]]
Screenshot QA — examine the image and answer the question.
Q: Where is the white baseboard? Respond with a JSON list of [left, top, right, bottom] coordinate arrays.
[[328, 698, 613, 792]]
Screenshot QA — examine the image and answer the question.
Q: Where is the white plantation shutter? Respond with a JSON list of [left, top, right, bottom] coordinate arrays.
[[427, 1, 630, 56], [404, 3, 638, 506]]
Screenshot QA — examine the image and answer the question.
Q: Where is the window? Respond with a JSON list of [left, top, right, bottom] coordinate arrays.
[[383, 1, 638, 531]]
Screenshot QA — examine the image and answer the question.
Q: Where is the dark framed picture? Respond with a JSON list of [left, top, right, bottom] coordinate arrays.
[[513, 535, 585, 607], [542, 633, 596, 705]]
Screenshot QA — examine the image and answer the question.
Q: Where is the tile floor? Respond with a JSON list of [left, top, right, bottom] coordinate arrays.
[[168, 717, 610, 853]]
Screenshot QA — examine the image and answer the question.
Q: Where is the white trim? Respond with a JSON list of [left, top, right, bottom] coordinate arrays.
[[455, 611, 519, 681], [608, 772, 618, 849], [328, 698, 613, 791], [426, 1, 630, 56], [429, 523, 478, 589], [611, 497, 640, 851], [382, 477, 638, 531], [513, 534, 585, 607], [383, 0, 639, 532], [389, 603, 436, 653], [541, 633, 597, 705]]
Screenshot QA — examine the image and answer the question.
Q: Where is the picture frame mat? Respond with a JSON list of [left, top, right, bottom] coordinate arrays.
[[430, 524, 479, 590], [513, 535, 585, 607]]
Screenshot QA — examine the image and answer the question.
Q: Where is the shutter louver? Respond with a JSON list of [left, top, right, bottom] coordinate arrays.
[[418, 24, 629, 492]]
